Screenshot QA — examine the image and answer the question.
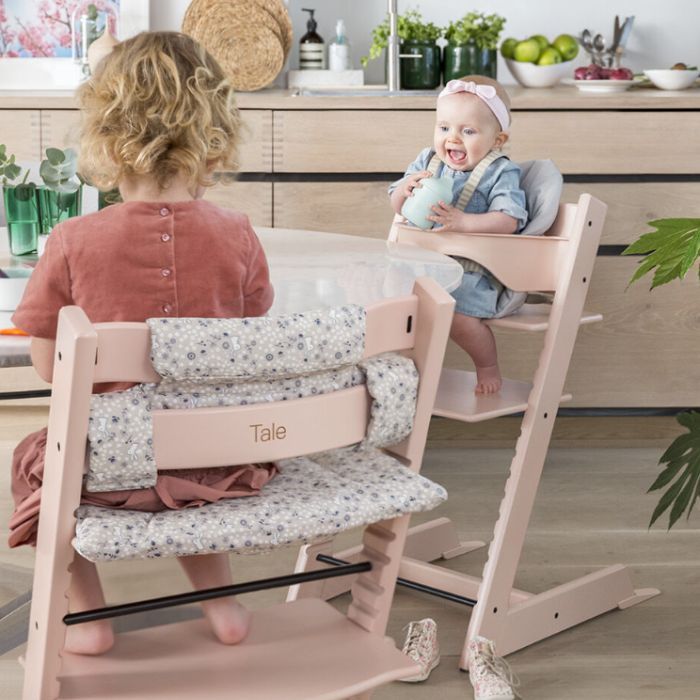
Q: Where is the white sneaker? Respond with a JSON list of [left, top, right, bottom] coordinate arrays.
[[467, 636, 520, 700], [398, 617, 440, 682]]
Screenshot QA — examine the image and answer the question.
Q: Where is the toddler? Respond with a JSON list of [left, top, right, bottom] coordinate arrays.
[[389, 75, 527, 394], [9, 32, 275, 654]]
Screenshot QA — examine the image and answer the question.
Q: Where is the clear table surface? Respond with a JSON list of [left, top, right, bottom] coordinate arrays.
[[0, 226, 463, 369]]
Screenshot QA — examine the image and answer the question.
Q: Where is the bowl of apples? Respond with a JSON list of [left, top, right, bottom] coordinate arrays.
[[572, 64, 635, 93], [501, 34, 578, 88]]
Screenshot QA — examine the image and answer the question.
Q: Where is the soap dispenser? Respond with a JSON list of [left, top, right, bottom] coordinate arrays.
[[328, 19, 351, 71], [300, 8, 325, 70]]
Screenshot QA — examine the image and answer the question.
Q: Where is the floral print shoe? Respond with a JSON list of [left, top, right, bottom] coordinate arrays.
[[467, 635, 520, 700], [398, 617, 441, 682]]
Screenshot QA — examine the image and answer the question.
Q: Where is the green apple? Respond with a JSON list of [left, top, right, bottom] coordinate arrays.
[[537, 47, 563, 66], [513, 39, 541, 63], [529, 34, 549, 52], [552, 34, 579, 61], [500, 37, 518, 59]]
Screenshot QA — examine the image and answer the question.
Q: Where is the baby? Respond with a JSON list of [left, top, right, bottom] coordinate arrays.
[[389, 75, 527, 394]]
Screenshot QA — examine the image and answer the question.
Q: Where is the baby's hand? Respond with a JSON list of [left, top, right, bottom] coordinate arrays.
[[401, 170, 432, 199], [428, 201, 468, 232]]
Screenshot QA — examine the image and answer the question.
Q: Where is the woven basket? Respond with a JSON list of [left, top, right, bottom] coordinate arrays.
[[182, 0, 292, 91]]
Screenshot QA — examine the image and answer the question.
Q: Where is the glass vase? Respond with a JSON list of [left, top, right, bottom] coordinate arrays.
[[399, 40, 442, 89], [3, 185, 40, 256], [37, 186, 82, 234], [443, 43, 498, 83]]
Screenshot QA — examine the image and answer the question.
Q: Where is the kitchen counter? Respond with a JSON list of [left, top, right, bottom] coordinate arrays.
[[1, 84, 699, 413], [2, 84, 700, 110]]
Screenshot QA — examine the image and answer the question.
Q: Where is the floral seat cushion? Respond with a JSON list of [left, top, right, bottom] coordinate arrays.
[[74, 446, 447, 562]]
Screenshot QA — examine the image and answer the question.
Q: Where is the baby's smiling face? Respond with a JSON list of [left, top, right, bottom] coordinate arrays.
[[433, 92, 508, 171]]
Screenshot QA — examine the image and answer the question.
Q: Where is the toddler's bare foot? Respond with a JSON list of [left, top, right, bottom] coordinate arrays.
[[202, 597, 251, 645], [475, 364, 502, 394], [64, 619, 115, 655]]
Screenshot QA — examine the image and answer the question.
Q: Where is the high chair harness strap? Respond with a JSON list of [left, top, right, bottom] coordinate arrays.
[[426, 149, 504, 276], [426, 149, 503, 211]]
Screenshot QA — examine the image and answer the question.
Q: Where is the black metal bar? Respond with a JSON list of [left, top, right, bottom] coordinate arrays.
[[0, 389, 52, 401], [316, 554, 477, 608], [64, 560, 372, 626]]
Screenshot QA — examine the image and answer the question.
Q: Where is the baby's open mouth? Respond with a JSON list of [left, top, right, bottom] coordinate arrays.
[[447, 149, 466, 164]]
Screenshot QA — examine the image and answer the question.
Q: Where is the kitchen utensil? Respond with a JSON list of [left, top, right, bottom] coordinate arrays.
[[615, 16, 635, 66], [580, 28, 594, 55], [593, 33, 606, 55]]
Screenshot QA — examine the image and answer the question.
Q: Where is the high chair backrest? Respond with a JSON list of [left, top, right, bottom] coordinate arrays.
[[24, 277, 455, 700]]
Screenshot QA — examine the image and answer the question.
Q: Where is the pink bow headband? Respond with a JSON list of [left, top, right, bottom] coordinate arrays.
[[438, 80, 510, 132]]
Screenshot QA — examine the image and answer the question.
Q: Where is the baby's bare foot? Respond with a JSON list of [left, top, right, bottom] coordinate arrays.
[[64, 619, 115, 655], [202, 598, 251, 645], [475, 364, 502, 395]]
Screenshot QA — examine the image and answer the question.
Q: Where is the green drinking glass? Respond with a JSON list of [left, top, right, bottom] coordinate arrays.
[[3, 185, 40, 256]]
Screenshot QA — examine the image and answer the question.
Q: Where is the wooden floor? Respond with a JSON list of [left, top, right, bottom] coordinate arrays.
[[1, 408, 698, 699]]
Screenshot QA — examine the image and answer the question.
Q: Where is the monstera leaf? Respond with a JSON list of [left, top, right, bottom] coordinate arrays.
[[623, 218, 700, 289], [648, 412, 700, 529]]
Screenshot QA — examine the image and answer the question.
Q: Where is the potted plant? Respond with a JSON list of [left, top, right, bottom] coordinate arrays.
[[1, 146, 82, 256], [622, 218, 700, 529], [362, 9, 443, 90], [443, 11, 506, 82]]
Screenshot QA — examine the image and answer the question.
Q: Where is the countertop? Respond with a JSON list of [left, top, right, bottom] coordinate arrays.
[[2, 84, 700, 110]]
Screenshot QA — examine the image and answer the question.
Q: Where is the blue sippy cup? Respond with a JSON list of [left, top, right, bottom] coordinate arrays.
[[400, 175, 454, 230]]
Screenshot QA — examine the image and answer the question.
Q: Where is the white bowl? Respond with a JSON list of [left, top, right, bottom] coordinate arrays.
[[505, 58, 574, 88], [643, 69, 699, 90], [0, 268, 31, 311]]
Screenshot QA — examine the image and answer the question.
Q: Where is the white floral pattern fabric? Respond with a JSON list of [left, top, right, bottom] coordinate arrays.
[[86, 365, 365, 492], [74, 446, 447, 562], [359, 354, 419, 448], [146, 306, 366, 381]]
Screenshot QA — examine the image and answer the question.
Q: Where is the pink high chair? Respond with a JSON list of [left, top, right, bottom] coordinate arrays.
[[290, 163, 660, 667], [21, 278, 454, 699]]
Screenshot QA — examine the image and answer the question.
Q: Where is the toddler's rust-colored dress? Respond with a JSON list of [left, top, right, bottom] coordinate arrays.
[[9, 199, 277, 547]]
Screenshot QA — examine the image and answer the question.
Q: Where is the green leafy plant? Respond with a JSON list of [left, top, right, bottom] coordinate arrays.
[[1, 144, 82, 212], [39, 148, 82, 195], [0, 144, 22, 184], [444, 11, 506, 49], [361, 9, 443, 67], [623, 219, 700, 528]]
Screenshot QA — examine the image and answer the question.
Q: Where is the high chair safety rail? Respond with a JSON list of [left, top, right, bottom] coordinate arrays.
[[289, 194, 660, 666], [21, 278, 455, 700]]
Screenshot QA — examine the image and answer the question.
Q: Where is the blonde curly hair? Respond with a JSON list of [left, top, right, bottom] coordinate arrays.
[[78, 31, 241, 191]]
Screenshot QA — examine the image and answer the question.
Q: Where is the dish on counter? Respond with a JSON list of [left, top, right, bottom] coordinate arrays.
[[643, 69, 699, 90], [504, 58, 574, 88], [564, 78, 637, 93]]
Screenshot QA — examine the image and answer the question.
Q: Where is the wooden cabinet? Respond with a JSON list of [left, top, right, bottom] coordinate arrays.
[[205, 179, 272, 227], [32, 109, 272, 173], [2, 89, 698, 412], [0, 110, 41, 161]]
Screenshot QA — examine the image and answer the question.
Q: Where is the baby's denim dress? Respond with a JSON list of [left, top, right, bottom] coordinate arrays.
[[390, 148, 528, 318]]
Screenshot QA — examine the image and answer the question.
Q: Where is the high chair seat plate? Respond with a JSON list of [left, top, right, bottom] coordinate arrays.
[[74, 446, 447, 562], [57, 598, 420, 700]]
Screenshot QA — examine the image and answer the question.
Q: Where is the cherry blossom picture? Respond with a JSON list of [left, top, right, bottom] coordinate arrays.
[[0, 0, 119, 58]]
